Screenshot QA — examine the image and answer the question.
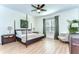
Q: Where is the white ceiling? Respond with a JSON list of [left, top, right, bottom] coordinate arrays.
[[2, 4, 79, 17]]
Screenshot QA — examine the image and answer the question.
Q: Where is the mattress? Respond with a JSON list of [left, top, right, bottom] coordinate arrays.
[[16, 33, 44, 43]]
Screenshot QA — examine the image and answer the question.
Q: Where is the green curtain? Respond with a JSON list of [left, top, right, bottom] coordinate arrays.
[[54, 16, 59, 39], [43, 18, 46, 37]]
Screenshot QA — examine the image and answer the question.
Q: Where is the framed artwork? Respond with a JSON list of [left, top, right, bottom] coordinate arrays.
[[20, 19, 28, 28]]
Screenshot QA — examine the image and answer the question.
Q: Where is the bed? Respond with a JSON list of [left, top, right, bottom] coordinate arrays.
[[15, 29, 45, 47]]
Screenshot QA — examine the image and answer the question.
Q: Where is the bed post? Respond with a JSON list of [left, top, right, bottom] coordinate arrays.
[[26, 14, 28, 47], [14, 20, 16, 38], [26, 28, 27, 47]]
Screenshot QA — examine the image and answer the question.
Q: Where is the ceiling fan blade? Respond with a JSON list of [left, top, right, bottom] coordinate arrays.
[[37, 5, 40, 8], [40, 4, 45, 8], [31, 9, 37, 11], [31, 5, 37, 8], [41, 9, 47, 11]]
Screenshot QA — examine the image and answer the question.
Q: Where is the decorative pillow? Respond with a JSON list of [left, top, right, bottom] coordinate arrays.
[[16, 31, 22, 35], [21, 31, 26, 34], [27, 31, 32, 34], [27, 29, 32, 34]]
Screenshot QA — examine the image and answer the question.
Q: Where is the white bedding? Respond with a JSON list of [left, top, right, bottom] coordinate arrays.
[[16, 33, 44, 43]]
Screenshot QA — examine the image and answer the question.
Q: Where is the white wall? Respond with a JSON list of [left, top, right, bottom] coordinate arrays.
[[34, 8, 79, 34], [59, 8, 79, 34], [0, 5, 36, 44], [15, 14, 36, 32], [34, 17, 43, 33], [28, 15, 36, 30], [0, 5, 26, 44]]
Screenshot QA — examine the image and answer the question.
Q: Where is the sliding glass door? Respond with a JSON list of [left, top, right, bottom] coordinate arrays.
[[45, 18, 55, 39]]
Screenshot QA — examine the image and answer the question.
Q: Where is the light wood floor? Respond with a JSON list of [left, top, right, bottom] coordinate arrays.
[[0, 38, 69, 54]]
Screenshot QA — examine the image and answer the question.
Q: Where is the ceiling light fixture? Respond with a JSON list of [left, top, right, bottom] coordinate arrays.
[[31, 4, 46, 13], [37, 9, 41, 13]]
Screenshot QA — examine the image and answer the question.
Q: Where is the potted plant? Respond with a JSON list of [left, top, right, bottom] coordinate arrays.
[[68, 20, 79, 33]]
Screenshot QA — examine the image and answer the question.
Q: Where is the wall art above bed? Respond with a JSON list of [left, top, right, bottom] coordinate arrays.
[[20, 19, 28, 28]]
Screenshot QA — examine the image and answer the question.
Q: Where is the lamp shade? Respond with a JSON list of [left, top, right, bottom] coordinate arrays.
[[7, 26, 13, 33], [72, 23, 79, 27]]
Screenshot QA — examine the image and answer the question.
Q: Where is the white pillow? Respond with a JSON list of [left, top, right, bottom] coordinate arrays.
[[17, 31, 22, 35], [27, 31, 32, 34], [21, 31, 26, 34]]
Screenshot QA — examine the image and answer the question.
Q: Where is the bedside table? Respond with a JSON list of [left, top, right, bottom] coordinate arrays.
[[1, 34, 16, 45]]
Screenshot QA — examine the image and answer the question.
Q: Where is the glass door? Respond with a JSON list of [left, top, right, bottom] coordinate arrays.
[[45, 18, 55, 39]]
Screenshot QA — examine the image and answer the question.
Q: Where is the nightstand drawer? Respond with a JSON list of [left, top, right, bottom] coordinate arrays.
[[8, 37, 16, 42], [1, 34, 16, 45], [2, 38, 10, 43]]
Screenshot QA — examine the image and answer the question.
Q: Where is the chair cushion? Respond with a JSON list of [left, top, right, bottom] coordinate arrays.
[[58, 33, 69, 42]]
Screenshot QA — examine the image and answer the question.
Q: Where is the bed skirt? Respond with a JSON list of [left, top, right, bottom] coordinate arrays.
[[16, 36, 45, 46]]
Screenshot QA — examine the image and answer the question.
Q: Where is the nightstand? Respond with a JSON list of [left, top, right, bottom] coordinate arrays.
[[1, 34, 16, 45]]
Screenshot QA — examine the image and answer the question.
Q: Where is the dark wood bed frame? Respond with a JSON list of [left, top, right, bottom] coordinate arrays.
[[15, 29, 45, 47]]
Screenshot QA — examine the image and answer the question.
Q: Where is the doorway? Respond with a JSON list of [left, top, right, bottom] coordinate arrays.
[[45, 18, 55, 39]]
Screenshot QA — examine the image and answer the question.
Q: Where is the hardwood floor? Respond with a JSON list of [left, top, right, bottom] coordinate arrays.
[[0, 38, 69, 54]]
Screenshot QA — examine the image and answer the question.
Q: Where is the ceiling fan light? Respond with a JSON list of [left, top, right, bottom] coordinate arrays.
[[37, 10, 40, 13]]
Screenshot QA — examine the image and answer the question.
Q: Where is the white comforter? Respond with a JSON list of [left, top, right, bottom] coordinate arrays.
[[16, 33, 44, 43]]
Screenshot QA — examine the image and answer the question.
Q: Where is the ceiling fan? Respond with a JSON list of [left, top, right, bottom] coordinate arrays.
[[31, 4, 46, 13]]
